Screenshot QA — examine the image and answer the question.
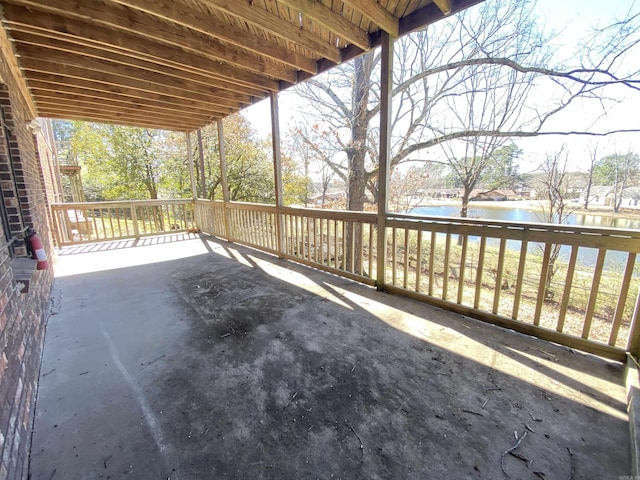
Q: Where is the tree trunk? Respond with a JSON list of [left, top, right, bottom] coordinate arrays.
[[459, 186, 471, 218], [584, 172, 592, 209], [345, 54, 372, 274]]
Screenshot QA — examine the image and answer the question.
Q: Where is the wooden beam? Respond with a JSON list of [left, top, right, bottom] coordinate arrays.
[[19, 57, 245, 110], [432, 0, 453, 15], [200, 0, 341, 63], [111, 0, 317, 73], [38, 109, 199, 132], [0, 15, 36, 118], [30, 83, 226, 117], [37, 102, 207, 126], [3, 9, 280, 91], [34, 97, 214, 125], [17, 47, 254, 106], [10, 29, 269, 98], [36, 107, 210, 134], [340, 0, 399, 36], [400, 0, 482, 35], [27, 77, 235, 117], [2, 0, 298, 82], [277, 0, 370, 50]]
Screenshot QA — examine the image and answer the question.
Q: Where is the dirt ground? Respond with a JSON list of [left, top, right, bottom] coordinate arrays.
[[31, 234, 629, 479]]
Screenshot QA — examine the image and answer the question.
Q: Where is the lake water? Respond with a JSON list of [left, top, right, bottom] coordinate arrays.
[[409, 204, 640, 271], [410, 204, 640, 230]]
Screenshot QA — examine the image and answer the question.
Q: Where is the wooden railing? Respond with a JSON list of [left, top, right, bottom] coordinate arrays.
[[195, 199, 640, 361], [195, 200, 377, 283], [281, 207, 377, 285], [51, 199, 195, 246], [196, 200, 278, 253], [50, 199, 640, 361], [382, 214, 640, 361]]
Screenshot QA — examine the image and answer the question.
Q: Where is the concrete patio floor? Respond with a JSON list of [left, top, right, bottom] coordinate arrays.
[[30, 233, 629, 479]]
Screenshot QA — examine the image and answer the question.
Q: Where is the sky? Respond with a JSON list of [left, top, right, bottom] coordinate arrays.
[[246, 0, 639, 174]]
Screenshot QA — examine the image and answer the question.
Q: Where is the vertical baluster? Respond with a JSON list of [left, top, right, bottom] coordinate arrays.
[[350, 222, 356, 274], [443, 232, 451, 300], [557, 246, 579, 332], [492, 238, 507, 314], [359, 223, 365, 275], [512, 239, 528, 320], [474, 237, 487, 309], [99, 208, 107, 240], [533, 243, 553, 326], [249, 210, 255, 244], [306, 216, 311, 261], [312, 217, 318, 262], [143, 205, 148, 235], [333, 220, 339, 268], [342, 220, 347, 271], [115, 208, 123, 237], [320, 218, 325, 265], [609, 252, 636, 346], [89, 208, 98, 240], [415, 230, 422, 293], [299, 215, 303, 258], [391, 227, 397, 286], [108, 208, 115, 239], [582, 249, 607, 339], [429, 231, 436, 296], [457, 234, 468, 305], [403, 228, 409, 289], [368, 223, 374, 279], [284, 214, 291, 254]]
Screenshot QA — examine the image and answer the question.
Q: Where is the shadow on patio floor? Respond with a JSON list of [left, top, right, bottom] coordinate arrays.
[[31, 234, 629, 479]]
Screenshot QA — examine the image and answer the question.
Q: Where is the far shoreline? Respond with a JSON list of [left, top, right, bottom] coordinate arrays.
[[409, 199, 640, 221]]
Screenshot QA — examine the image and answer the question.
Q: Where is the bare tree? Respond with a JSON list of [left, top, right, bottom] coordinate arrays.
[[536, 147, 578, 298], [290, 0, 640, 218], [583, 144, 599, 209]]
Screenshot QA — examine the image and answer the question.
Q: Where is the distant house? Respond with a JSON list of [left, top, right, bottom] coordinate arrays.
[[620, 187, 640, 209], [308, 191, 346, 206], [580, 186, 614, 207], [515, 186, 537, 199], [421, 188, 461, 199], [578, 186, 640, 210], [470, 189, 517, 201]]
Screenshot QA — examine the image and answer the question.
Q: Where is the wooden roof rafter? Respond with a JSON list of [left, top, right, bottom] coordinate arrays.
[[0, 0, 482, 131]]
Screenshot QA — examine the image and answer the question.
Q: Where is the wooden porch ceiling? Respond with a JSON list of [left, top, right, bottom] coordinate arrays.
[[0, 0, 482, 132]]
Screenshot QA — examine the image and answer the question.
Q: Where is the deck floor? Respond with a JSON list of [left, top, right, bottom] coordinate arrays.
[[30, 234, 630, 479]]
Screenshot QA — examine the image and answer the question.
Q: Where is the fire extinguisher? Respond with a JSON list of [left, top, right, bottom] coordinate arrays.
[[25, 227, 49, 270]]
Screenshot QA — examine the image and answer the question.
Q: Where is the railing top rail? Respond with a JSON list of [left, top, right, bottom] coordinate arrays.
[[284, 206, 378, 222], [51, 199, 194, 208], [389, 212, 640, 240]]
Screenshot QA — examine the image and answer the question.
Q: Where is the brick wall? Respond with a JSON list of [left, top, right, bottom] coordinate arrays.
[[0, 53, 56, 480]]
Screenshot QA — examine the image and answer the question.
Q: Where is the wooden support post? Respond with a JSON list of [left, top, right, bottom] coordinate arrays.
[[196, 128, 207, 199], [217, 119, 231, 239], [130, 202, 140, 239], [271, 91, 285, 257], [628, 290, 640, 360], [186, 131, 196, 200], [376, 31, 393, 291]]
